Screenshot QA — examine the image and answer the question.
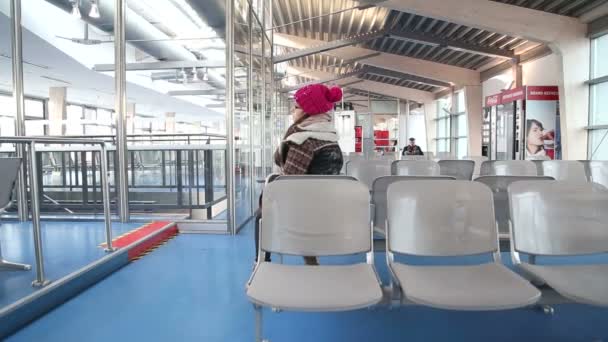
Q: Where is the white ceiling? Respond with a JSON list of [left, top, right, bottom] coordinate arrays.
[[0, 0, 225, 123]]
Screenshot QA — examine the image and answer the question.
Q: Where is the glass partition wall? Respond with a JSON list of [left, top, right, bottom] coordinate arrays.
[[1, 0, 274, 234]]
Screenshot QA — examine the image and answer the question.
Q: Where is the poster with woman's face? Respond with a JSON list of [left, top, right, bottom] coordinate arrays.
[[525, 100, 558, 160]]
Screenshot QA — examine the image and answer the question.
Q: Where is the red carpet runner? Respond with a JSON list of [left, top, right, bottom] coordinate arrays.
[[100, 221, 178, 261]]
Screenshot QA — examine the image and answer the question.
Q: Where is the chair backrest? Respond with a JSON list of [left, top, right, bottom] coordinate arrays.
[[400, 155, 427, 161], [530, 160, 545, 175], [391, 160, 440, 176], [346, 159, 392, 189], [509, 181, 608, 256], [464, 156, 488, 177], [261, 179, 371, 256], [541, 161, 587, 181], [480, 160, 538, 177], [435, 152, 452, 160], [276, 175, 357, 182], [0, 158, 22, 209], [372, 153, 397, 161], [372, 176, 455, 232], [438, 160, 475, 180], [387, 180, 497, 256], [585, 161, 608, 188], [475, 176, 554, 235]]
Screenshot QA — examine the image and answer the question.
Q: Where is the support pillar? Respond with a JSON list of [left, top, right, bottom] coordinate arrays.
[[10, 0, 28, 222], [424, 99, 436, 156], [48, 87, 67, 136], [126, 103, 136, 135], [114, 0, 129, 222], [552, 37, 590, 160], [465, 85, 483, 157], [165, 112, 176, 134], [225, 0, 236, 235]]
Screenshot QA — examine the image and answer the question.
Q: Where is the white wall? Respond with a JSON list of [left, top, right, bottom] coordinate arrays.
[[482, 70, 513, 103], [523, 54, 561, 86]]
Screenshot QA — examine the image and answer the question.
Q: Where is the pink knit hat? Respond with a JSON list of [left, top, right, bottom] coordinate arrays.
[[294, 84, 343, 115]]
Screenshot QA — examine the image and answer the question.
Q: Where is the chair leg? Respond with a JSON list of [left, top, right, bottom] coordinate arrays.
[[254, 305, 266, 342], [0, 243, 31, 271]]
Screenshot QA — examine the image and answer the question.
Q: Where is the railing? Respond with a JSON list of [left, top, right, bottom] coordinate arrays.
[[31, 144, 227, 217], [0, 136, 114, 287]]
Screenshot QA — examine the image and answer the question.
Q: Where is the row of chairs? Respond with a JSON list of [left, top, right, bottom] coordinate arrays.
[[246, 178, 608, 341], [346, 159, 608, 189], [346, 159, 475, 189]]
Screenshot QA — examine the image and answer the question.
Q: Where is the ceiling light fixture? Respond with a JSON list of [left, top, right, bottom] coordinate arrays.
[[71, 1, 81, 18], [89, 0, 100, 18]]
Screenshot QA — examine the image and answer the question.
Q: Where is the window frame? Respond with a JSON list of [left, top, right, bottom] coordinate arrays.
[[587, 34, 608, 160]]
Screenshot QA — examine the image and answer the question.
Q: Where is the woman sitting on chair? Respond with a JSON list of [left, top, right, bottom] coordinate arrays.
[[255, 84, 344, 266]]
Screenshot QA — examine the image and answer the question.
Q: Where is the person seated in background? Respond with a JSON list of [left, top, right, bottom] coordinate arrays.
[[402, 137, 424, 156], [255, 84, 344, 266]]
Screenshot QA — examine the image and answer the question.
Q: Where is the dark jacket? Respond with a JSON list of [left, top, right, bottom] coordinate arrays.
[[274, 115, 343, 175], [402, 144, 424, 156]]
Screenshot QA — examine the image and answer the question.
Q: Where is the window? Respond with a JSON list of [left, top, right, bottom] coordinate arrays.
[[435, 92, 468, 158], [588, 34, 608, 159], [435, 96, 451, 155]]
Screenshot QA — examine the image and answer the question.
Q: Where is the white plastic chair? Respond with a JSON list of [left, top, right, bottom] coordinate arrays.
[[346, 159, 392, 190], [475, 176, 553, 238], [586, 161, 608, 188], [509, 181, 608, 307], [464, 156, 488, 178], [0, 158, 31, 271], [480, 160, 538, 177], [391, 160, 440, 176], [247, 179, 383, 341], [386, 180, 540, 310], [541, 161, 587, 181], [438, 160, 475, 180], [371, 176, 455, 235]]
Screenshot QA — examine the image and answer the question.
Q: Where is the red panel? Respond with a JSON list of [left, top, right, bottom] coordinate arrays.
[[527, 86, 559, 101], [501, 87, 526, 103], [485, 94, 501, 107]]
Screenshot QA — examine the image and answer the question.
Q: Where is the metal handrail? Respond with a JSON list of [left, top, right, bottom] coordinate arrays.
[[0, 136, 115, 287]]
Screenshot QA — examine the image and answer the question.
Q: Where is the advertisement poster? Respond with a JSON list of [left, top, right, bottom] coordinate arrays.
[[524, 86, 560, 160]]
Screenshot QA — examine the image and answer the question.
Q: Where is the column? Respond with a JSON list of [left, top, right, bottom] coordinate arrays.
[[114, 0, 129, 222], [165, 112, 176, 134], [424, 99, 436, 156], [551, 37, 590, 160], [48, 87, 67, 136], [465, 85, 483, 157], [126, 103, 136, 134], [10, 0, 28, 221]]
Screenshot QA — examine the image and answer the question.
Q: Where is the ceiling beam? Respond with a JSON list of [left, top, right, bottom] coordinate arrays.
[[279, 68, 369, 92], [273, 29, 388, 64], [275, 33, 480, 86], [93, 60, 224, 72], [480, 45, 552, 81], [377, 0, 585, 43], [387, 29, 515, 59], [286, 66, 435, 103], [364, 65, 451, 88]]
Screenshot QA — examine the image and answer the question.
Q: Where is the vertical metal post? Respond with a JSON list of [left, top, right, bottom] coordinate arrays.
[[261, 4, 267, 179], [100, 144, 114, 252], [114, 0, 130, 222], [397, 99, 401, 154], [28, 143, 49, 287], [10, 0, 28, 222], [248, 6, 255, 216], [268, 0, 274, 175], [226, 0, 236, 235]]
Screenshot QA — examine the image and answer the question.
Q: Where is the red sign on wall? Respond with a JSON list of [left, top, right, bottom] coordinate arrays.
[[501, 87, 526, 103], [527, 86, 559, 101], [485, 94, 501, 107]]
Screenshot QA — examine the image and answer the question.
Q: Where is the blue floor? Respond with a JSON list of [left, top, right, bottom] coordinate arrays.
[[0, 221, 144, 308], [7, 223, 608, 342]]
